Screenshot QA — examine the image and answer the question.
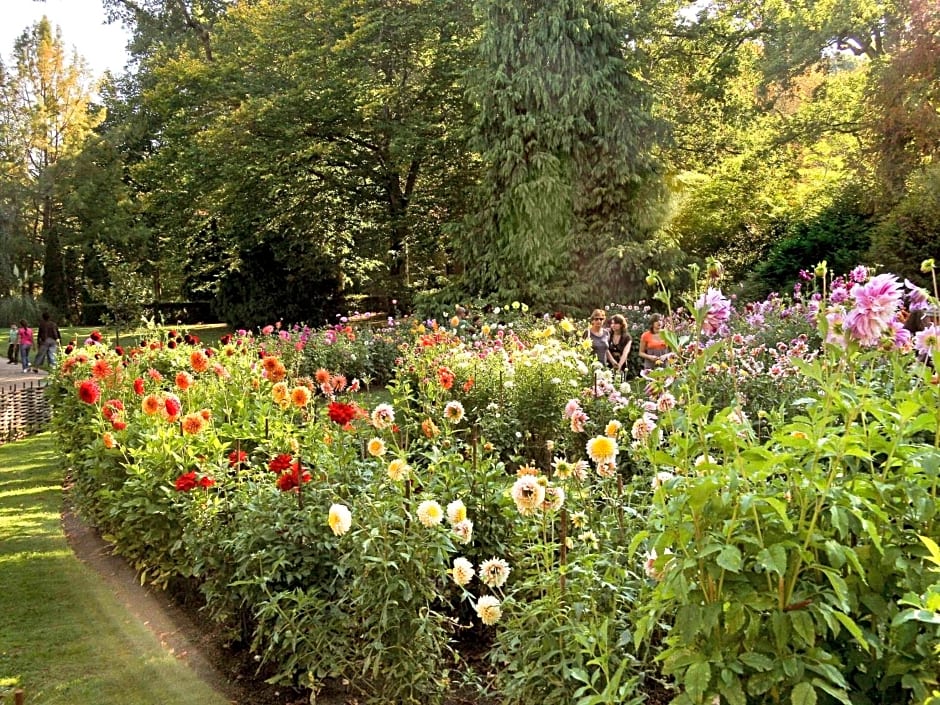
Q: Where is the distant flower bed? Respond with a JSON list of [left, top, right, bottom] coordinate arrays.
[[47, 268, 940, 705]]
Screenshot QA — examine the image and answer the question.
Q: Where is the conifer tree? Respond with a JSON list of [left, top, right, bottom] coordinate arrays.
[[459, 0, 668, 308], [3, 18, 99, 315]]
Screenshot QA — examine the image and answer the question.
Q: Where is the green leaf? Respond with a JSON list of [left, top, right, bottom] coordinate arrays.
[[685, 661, 711, 702], [790, 610, 815, 648], [921, 535, 940, 565], [739, 651, 774, 672], [717, 544, 743, 572], [756, 544, 787, 575], [832, 611, 870, 651], [791, 681, 817, 705], [763, 497, 794, 532], [891, 608, 940, 626], [718, 675, 746, 705]]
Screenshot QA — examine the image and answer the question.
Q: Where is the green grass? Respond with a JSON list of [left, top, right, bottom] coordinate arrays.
[[0, 434, 231, 705], [57, 323, 232, 350]]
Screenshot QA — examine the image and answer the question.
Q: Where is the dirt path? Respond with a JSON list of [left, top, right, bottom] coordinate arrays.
[[61, 507, 316, 705]]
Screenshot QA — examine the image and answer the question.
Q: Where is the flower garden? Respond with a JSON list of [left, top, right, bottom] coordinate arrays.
[[46, 265, 940, 705]]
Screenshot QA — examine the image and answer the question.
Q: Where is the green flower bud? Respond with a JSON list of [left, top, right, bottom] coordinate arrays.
[[921, 258, 935, 273], [814, 260, 828, 278]]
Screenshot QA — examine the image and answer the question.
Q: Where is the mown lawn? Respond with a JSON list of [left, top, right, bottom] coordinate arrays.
[[0, 434, 231, 705], [59, 323, 232, 350]]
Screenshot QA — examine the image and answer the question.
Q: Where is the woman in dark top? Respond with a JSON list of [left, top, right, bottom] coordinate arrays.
[[606, 314, 632, 380]]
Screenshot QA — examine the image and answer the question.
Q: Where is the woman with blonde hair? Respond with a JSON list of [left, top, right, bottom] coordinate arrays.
[[584, 309, 609, 364]]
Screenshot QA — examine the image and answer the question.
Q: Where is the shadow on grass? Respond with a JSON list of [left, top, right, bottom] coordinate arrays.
[[0, 434, 231, 705]]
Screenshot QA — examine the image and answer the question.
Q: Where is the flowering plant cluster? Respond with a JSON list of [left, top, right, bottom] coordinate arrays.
[[45, 265, 940, 704]]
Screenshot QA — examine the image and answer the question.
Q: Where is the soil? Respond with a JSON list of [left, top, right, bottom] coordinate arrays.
[[61, 505, 330, 705]]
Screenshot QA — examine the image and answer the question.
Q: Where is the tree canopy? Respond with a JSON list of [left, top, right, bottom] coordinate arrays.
[[0, 0, 936, 324]]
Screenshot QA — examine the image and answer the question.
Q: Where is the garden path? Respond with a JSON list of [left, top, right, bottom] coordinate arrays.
[[61, 504, 325, 705], [0, 362, 47, 391]]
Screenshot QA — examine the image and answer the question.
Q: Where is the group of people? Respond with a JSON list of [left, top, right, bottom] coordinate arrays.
[[586, 309, 672, 379], [6, 313, 61, 374]]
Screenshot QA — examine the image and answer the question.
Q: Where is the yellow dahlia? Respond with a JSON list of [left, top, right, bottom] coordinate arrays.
[[367, 438, 387, 457], [446, 499, 467, 525], [475, 595, 502, 625], [452, 557, 474, 586], [387, 458, 410, 481], [416, 499, 444, 527], [586, 435, 618, 465]]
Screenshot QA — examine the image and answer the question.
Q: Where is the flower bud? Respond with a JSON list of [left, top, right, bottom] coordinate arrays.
[[645, 270, 659, 287], [921, 258, 935, 273], [814, 260, 828, 278], [706, 258, 724, 280]]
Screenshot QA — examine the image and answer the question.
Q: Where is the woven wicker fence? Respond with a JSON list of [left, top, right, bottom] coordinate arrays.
[[0, 381, 50, 445]]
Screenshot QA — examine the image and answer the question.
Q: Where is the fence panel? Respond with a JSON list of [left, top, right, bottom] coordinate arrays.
[[0, 381, 50, 445]]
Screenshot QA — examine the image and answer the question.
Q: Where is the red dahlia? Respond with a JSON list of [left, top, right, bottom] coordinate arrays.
[[77, 379, 101, 405], [328, 401, 356, 426], [174, 471, 198, 492], [268, 453, 293, 473], [276, 467, 311, 492]]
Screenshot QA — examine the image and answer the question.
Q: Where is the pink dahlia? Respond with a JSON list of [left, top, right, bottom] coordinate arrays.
[[845, 273, 903, 346], [914, 325, 940, 360], [695, 288, 731, 336]]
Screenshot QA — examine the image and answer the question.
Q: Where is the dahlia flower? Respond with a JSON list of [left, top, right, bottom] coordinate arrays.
[[328, 504, 352, 536], [417, 499, 444, 527], [695, 287, 731, 336], [479, 558, 511, 588], [510, 476, 545, 516], [586, 435, 618, 465], [475, 595, 502, 625], [452, 557, 474, 586]]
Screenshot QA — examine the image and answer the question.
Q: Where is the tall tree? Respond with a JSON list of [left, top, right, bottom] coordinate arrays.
[[864, 0, 940, 199], [459, 0, 668, 309], [2, 18, 100, 314], [122, 0, 477, 325]]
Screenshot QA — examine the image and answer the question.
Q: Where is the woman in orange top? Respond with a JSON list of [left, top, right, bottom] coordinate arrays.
[[639, 313, 669, 370]]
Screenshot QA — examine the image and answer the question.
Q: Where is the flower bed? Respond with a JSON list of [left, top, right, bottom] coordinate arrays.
[[47, 272, 940, 705]]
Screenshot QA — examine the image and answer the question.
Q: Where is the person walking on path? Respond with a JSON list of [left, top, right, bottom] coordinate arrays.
[[33, 312, 61, 370], [17, 320, 33, 373], [6, 323, 18, 365]]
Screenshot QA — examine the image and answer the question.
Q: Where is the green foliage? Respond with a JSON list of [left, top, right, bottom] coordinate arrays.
[[745, 190, 874, 300], [459, 0, 669, 308], [212, 241, 343, 329], [0, 18, 102, 318], [868, 163, 940, 287], [633, 343, 940, 705], [0, 295, 42, 327]]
